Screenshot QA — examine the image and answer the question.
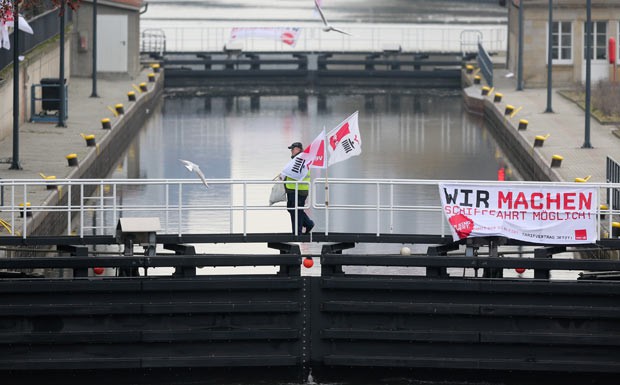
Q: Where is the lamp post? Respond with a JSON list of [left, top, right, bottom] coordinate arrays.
[[57, 1, 66, 127], [582, 0, 592, 148], [10, 0, 21, 169], [517, 0, 524, 91], [545, 0, 553, 113], [90, 0, 98, 97]]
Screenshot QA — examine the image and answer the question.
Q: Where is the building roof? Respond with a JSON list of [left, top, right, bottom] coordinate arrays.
[[108, 0, 142, 7], [84, 0, 143, 11]]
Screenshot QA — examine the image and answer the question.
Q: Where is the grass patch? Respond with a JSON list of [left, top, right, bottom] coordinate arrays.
[[559, 81, 620, 124]]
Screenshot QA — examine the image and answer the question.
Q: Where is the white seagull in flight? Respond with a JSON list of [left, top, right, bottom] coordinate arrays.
[[179, 159, 209, 189], [314, 0, 352, 36]]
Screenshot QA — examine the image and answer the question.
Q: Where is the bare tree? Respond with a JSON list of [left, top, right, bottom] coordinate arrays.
[[1, 0, 82, 20]]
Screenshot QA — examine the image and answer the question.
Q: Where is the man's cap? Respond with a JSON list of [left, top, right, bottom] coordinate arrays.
[[288, 142, 303, 150]]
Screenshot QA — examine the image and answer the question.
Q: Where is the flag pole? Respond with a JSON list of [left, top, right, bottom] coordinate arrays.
[[324, 126, 329, 235]]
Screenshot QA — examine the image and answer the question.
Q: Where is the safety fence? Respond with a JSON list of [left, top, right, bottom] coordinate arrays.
[[0, 178, 618, 241], [140, 25, 507, 54]]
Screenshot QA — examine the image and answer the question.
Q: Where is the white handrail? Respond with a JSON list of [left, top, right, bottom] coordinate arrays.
[[140, 25, 507, 53], [0, 178, 615, 240]]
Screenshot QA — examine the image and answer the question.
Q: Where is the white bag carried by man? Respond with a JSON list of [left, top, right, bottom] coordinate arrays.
[[269, 178, 286, 206]]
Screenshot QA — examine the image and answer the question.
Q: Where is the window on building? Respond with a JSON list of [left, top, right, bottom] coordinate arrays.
[[551, 21, 572, 64], [584, 21, 607, 60]]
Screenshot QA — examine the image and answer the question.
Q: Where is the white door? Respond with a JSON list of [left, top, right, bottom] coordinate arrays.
[[97, 15, 128, 72], [582, 21, 608, 83]]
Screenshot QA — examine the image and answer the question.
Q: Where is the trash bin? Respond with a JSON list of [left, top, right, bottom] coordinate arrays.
[[40, 78, 66, 111]]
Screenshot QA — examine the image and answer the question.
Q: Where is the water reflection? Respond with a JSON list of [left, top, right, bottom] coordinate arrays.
[[108, 91, 518, 250]]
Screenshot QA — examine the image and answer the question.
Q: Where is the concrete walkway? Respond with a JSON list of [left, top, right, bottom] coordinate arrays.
[[0, 68, 159, 210], [469, 68, 620, 184]]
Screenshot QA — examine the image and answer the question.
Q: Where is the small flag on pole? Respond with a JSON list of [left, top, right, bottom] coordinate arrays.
[[281, 128, 326, 180], [327, 111, 362, 166]]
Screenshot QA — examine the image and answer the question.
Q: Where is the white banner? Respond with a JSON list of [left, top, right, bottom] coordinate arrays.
[[229, 27, 302, 47], [438, 183, 598, 244]]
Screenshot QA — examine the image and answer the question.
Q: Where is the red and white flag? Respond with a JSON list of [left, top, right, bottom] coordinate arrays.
[[281, 128, 326, 180], [0, 23, 9, 50], [327, 111, 362, 166], [1, 11, 34, 50]]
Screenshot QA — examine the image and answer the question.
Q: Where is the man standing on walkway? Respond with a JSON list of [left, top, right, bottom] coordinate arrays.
[[283, 142, 314, 235]]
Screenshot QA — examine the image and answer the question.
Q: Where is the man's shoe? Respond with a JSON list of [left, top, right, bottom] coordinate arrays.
[[304, 223, 314, 234]]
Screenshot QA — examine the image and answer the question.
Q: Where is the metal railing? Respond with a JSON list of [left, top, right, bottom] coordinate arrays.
[[607, 156, 620, 209], [0, 8, 71, 73], [477, 41, 494, 87], [0, 178, 617, 241], [139, 25, 507, 54]]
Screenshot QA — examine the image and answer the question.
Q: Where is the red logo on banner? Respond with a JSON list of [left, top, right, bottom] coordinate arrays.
[[448, 214, 474, 239], [574, 229, 587, 240], [281, 32, 295, 46]]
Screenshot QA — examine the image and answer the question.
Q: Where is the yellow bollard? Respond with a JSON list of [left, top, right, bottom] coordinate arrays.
[[39, 173, 57, 190], [148, 73, 156, 82], [115, 103, 125, 115], [600, 204, 609, 220], [574, 175, 591, 183], [101, 118, 111, 129], [81, 133, 96, 147], [473, 75, 481, 84], [19, 202, 32, 218], [518, 119, 528, 130], [139, 82, 148, 92], [534, 134, 550, 147], [465, 64, 474, 74], [504, 105, 514, 115], [481, 86, 490, 96], [493, 92, 503, 103], [613, 221, 620, 237], [550, 154, 563, 168], [66, 153, 78, 167], [127, 91, 136, 102], [151, 63, 161, 73]]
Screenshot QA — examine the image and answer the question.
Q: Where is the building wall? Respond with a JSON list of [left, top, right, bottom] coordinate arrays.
[[0, 38, 71, 142], [71, 1, 141, 78], [508, 0, 620, 88]]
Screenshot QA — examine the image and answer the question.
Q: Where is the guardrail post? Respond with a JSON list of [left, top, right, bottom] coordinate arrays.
[[482, 237, 505, 278], [533, 246, 566, 279], [426, 243, 455, 277], [58, 245, 89, 277], [164, 244, 197, 277], [268, 242, 301, 276], [321, 243, 355, 276]]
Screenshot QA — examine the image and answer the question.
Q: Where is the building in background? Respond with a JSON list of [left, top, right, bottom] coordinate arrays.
[[507, 0, 620, 87], [72, 0, 144, 77]]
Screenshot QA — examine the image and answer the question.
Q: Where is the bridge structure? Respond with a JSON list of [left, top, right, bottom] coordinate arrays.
[[1, 177, 620, 382], [140, 25, 506, 90]]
